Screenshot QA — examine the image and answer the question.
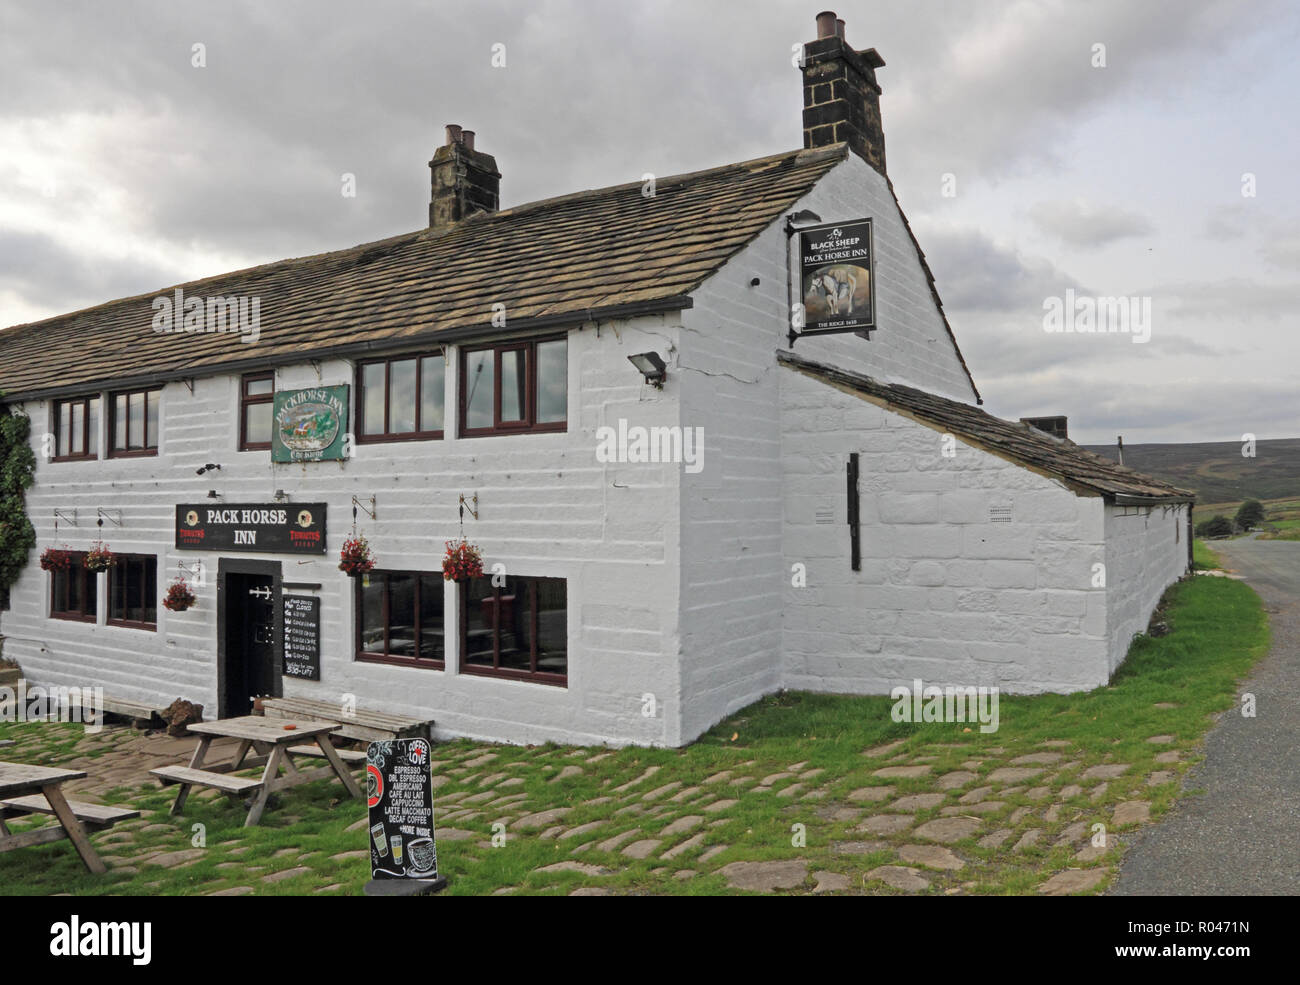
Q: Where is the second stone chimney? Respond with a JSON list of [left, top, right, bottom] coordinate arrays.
[[801, 11, 888, 176], [429, 124, 501, 229]]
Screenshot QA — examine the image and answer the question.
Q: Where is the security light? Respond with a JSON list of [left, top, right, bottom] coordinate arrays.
[[196, 463, 221, 476], [628, 352, 667, 388]]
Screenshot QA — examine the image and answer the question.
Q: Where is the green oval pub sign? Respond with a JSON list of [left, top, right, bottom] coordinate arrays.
[[272, 385, 349, 463]]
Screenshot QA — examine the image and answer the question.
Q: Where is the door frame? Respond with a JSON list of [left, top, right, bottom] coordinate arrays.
[[216, 557, 284, 719]]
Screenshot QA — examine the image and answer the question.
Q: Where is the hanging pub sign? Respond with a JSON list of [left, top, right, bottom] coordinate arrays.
[[175, 502, 328, 554], [366, 738, 444, 890], [282, 595, 321, 680], [797, 217, 876, 336], [272, 385, 349, 463]]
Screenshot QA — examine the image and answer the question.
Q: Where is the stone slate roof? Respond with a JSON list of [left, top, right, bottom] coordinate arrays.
[[0, 145, 854, 400], [779, 351, 1194, 503]]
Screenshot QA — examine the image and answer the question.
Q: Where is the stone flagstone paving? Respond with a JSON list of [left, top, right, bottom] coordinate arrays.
[[0, 711, 1205, 896]]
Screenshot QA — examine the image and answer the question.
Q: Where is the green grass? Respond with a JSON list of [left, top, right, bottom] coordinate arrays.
[[1192, 538, 1222, 570], [0, 576, 1270, 896]]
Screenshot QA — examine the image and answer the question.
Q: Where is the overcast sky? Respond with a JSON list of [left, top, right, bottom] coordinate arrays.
[[2, 0, 1296, 443]]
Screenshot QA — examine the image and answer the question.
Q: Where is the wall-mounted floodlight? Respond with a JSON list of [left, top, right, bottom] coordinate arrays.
[[628, 352, 667, 388], [196, 463, 222, 476]]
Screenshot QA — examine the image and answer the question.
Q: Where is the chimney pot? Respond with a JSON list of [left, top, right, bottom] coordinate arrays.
[[429, 126, 500, 228], [800, 15, 888, 176]]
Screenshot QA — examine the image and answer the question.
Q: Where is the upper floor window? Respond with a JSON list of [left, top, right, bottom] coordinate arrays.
[[108, 554, 157, 630], [108, 388, 160, 457], [53, 396, 100, 461], [460, 337, 566, 437], [50, 552, 96, 622], [240, 372, 275, 451], [356, 353, 445, 442]]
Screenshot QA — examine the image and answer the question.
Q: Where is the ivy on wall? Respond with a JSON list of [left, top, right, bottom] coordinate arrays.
[[0, 402, 37, 610]]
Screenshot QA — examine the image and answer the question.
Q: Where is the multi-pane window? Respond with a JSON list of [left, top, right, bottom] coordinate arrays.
[[461, 575, 567, 684], [108, 388, 160, 457], [53, 397, 100, 461], [460, 337, 566, 436], [107, 555, 157, 629], [356, 353, 445, 441], [240, 372, 275, 450], [50, 553, 96, 622], [356, 571, 446, 668]]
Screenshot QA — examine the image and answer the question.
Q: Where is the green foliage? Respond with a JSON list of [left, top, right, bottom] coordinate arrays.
[[1234, 499, 1265, 531], [1191, 538, 1221, 570], [0, 404, 37, 605], [1194, 514, 1233, 538]]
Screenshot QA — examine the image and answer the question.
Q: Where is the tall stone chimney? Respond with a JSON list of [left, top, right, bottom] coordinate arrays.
[[429, 124, 501, 228], [801, 11, 888, 176]]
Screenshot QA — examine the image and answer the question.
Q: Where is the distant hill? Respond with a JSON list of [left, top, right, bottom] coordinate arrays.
[[1081, 438, 1300, 506]]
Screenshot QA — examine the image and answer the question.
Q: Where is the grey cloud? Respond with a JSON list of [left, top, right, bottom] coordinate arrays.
[[1027, 199, 1154, 248], [0, 229, 176, 315]]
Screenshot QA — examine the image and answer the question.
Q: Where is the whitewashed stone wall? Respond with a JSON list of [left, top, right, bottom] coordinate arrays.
[[1102, 503, 1189, 673], [779, 367, 1114, 695], [674, 152, 982, 741], [3, 314, 686, 747]]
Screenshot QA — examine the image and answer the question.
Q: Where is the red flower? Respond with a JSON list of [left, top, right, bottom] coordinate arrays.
[[442, 539, 483, 582], [163, 576, 197, 612], [339, 535, 376, 575]]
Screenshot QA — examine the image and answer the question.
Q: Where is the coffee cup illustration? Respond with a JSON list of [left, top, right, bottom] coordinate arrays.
[[407, 837, 437, 875]]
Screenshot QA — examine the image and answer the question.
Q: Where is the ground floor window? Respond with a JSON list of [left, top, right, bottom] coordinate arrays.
[[108, 554, 157, 630], [51, 554, 96, 622], [355, 570, 445, 668], [461, 575, 567, 685]]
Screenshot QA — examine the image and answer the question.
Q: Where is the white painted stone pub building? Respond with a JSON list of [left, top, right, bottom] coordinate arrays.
[[0, 14, 1192, 748]]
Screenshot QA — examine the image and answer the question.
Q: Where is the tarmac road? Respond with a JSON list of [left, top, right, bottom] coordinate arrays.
[[1112, 536, 1300, 895]]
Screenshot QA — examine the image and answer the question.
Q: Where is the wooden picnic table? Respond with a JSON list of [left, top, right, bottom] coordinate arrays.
[[151, 716, 363, 826], [0, 762, 123, 873]]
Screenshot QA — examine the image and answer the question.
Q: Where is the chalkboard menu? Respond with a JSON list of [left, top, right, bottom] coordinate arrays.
[[282, 595, 321, 680], [367, 738, 438, 881]]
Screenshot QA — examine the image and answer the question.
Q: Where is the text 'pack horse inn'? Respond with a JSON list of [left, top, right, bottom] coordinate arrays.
[[0, 13, 1193, 748]]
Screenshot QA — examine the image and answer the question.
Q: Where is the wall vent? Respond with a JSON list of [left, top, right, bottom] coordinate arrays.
[[989, 507, 1013, 523], [815, 507, 835, 524]]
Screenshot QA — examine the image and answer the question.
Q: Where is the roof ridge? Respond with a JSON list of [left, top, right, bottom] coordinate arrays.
[[776, 350, 1194, 502]]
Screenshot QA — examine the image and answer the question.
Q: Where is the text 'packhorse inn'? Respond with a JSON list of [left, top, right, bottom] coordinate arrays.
[[0, 13, 1193, 747]]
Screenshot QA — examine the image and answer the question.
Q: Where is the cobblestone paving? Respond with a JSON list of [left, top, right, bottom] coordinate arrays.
[[0, 716, 1194, 896]]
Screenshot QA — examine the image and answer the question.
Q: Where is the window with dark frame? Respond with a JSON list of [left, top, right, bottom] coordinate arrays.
[[108, 387, 160, 457], [460, 336, 567, 437], [240, 372, 275, 450], [356, 352, 446, 442], [107, 554, 157, 630], [50, 553, 97, 622], [461, 575, 567, 685], [355, 570, 446, 668], [53, 396, 100, 461]]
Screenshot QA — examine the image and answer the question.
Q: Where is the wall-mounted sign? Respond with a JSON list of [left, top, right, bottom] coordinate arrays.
[[798, 217, 876, 336], [367, 738, 439, 883], [175, 503, 327, 554], [272, 385, 349, 463], [282, 595, 321, 680]]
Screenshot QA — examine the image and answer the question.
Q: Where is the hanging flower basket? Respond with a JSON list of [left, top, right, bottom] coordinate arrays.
[[442, 539, 484, 582], [83, 542, 117, 572], [163, 576, 197, 612], [339, 534, 376, 576], [39, 546, 75, 572]]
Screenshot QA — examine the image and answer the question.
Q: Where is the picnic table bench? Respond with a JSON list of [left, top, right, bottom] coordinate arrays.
[[150, 716, 363, 826], [0, 762, 138, 873], [261, 696, 434, 744]]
